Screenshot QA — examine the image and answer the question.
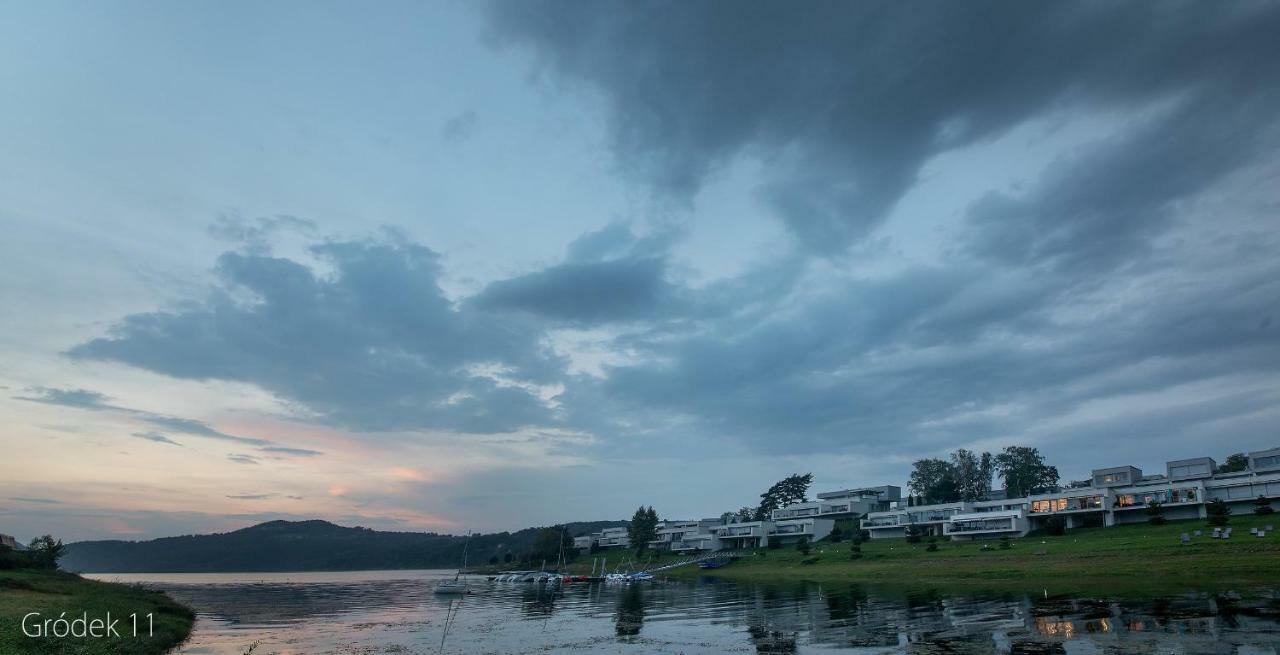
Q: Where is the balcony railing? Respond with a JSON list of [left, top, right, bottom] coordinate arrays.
[[946, 521, 1015, 533], [863, 518, 899, 527]]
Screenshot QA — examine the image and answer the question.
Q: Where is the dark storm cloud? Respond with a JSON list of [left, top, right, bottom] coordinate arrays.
[[60, 3, 1280, 465], [70, 237, 565, 434], [471, 222, 691, 325], [486, 0, 1280, 253], [961, 94, 1280, 273], [17, 387, 271, 446], [472, 257, 677, 324]]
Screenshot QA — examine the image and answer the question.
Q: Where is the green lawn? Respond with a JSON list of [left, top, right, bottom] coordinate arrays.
[[573, 514, 1280, 596], [0, 569, 193, 655]]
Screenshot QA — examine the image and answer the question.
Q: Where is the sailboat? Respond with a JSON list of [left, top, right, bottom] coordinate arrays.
[[435, 531, 471, 594]]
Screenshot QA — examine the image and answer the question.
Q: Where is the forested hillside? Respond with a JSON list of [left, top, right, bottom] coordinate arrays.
[[62, 519, 624, 572]]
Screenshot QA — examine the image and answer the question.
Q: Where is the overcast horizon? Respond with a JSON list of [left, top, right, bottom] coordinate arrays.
[[3, 1, 1280, 543]]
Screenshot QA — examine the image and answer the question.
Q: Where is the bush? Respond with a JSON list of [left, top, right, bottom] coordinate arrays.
[[1207, 499, 1232, 526], [796, 537, 811, 555], [925, 541, 938, 552], [1044, 516, 1067, 536], [1146, 500, 1166, 526], [904, 524, 925, 544], [998, 537, 1011, 550], [828, 526, 843, 543], [800, 556, 819, 565], [1254, 495, 1275, 516], [849, 550, 863, 560], [767, 536, 782, 550]]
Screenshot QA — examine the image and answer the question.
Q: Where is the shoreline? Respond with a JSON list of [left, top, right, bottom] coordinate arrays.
[[0, 569, 194, 655], [572, 514, 1280, 597]]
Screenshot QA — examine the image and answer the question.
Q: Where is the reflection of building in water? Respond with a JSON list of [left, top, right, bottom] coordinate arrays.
[[614, 584, 645, 638], [747, 624, 797, 654], [519, 583, 559, 618]]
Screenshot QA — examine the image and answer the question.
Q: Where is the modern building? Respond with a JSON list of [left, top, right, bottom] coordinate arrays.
[[709, 520, 773, 549], [771, 517, 834, 544], [574, 525, 633, 550], [861, 448, 1280, 541], [771, 486, 901, 522], [574, 447, 1280, 554], [651, 519, 724, 552]]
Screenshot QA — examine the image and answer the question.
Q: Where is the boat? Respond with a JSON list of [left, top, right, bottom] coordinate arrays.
[[435, 531, 472, 594]]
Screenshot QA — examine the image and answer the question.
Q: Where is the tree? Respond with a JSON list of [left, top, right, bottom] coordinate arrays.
[[767, 536, 782, 550], [1206, 499, 1232, 526], [628, 506, 659, 552], [951, 449, 994, 502], [1254, 495, 1275, 515], [503, 551, 514, 563], [1218, 453, 1249, 473], [733, 507, 757, 523], [993, 446, 1060, 498], [796, 537, 810, 555], [904, 524, 925, 544], [828, 525, 843, 543], [27, 535, 66, 569], [758, 473, 814, 520], [909, 458, 959, 504], [1044, 516, 1067, 536], [1146, 501, 1166, 525], [532, 527, 568, 563], [488, 555, 499, 565], [719, 512, 736, 525]]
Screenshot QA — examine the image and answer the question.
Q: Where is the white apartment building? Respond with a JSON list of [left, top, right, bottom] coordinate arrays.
[[861, 448, 1280, 541]]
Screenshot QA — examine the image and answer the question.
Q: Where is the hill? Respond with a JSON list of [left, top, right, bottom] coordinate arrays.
[[61, 519, 625, 573]]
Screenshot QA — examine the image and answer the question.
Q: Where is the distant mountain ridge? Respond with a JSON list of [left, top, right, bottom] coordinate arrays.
[[61, 519, 626, 573]]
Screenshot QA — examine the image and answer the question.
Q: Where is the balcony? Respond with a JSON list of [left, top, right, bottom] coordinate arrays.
[[863, 518, 899, 528], [1030, 496, 1104, 514], [945, 519, 1016, 534]]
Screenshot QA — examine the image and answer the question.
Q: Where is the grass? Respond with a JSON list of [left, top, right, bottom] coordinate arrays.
[[0, 569, 193, 655], [565, 514, 1280, 597]]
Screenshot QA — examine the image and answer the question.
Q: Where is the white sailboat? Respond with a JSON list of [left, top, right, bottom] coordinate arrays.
[[435, 531, 471, 594]]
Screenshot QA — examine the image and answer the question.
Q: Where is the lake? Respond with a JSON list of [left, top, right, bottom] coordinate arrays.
[[84, 570, 1280, 654]]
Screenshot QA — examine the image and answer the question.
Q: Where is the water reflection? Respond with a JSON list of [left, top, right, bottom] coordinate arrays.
[[86, 571, 1280, 654]]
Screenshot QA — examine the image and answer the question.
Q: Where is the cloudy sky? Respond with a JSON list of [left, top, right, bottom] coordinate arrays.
[[2, 1, 1279, 542]]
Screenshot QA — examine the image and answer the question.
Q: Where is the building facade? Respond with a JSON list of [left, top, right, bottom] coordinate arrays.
[[860, 449, 1280, 541]]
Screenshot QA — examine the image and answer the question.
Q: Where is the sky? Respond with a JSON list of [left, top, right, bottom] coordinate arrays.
[[2, 0, 1279, 543]]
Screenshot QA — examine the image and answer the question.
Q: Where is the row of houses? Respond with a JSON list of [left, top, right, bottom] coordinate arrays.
[[574, 447, 1280, 551]]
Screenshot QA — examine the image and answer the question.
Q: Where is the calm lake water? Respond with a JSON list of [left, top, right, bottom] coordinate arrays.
[[84, 570, 1280, 654]]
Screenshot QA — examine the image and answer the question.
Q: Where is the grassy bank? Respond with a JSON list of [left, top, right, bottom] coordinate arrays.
[[0, 569, 193, 655], [569, 514, 1280, 596]]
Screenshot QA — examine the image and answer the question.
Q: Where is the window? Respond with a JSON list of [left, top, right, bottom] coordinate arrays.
[[1254, 455, 1280, 469], [1228, 485, 1253, 499]]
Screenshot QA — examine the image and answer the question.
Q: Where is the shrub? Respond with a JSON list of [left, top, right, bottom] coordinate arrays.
[[800, 556, 819, 565], [849, 545, 862, 561], [828, 526, 843, 543], [1206, 499, 1232, 527], [1146, 500, 1166, 526], [767, 536, 782, 550], [926, 541, 938, 552], [904, 524, 925, 544], [1254, 495, 1275, 516], [858, 529, 870, 543], [796, 537, 811, 555], [1044, 516, 1067, 536], [998, 537, 1011, 550]]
